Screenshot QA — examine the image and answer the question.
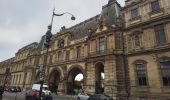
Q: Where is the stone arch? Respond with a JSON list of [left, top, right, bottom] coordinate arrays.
[[66, 64, 85, 94], [158, 56, 170, 62], [49, 67, 64, 80], [95, 61, 105, 94], [48, 67, 63, 93], [67, 64, 85, 76], [133, 59, 147, 65]]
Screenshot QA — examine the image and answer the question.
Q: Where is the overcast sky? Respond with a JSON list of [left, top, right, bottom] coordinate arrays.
[[0, 0, 125, 62]]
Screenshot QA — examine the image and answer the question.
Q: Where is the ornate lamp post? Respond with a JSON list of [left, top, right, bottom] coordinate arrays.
[[38, 9, 75, 100]]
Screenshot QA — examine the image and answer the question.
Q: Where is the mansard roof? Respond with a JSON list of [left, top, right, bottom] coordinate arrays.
[[54, 0, 121, 40], [100, 0, 121, 26], [0, 57, 14, 66], [37, 0, 121, 49], [18, 42, 38, 52], [65, 15, 100, 40]]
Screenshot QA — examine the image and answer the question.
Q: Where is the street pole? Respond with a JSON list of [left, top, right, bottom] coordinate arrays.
[[38, 9, 75, 100], [39, 25, 52, 100]]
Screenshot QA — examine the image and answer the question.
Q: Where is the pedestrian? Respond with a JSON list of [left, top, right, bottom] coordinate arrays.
[[0, 86, 4, 100]]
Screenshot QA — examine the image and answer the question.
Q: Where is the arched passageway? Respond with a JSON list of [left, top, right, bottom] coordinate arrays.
[[95, 62, 104, 94], [48, 70, 60, 93], [67, 67, 84, 95]]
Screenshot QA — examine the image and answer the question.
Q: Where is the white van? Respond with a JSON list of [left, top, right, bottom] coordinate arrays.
[[25, 84, 52, 100], [32, 84, 51, 95]]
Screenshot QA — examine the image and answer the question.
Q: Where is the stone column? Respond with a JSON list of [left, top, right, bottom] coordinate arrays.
[[84, 62, 95, 94], [104, 58, 117, 98], [10, 75, 13, 86]]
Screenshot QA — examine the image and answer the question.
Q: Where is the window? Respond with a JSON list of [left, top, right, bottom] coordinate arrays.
[[151, 0, 160, 12], [131, 8, 139, 19], [154, 24, 166, 44], [77, 46, 81, 59], [57, 51, 62, 61], [139, 97, 148, 100], [135, 63, 147, 86], [99, 37, 105, 53], [160, 61, 170, 86]]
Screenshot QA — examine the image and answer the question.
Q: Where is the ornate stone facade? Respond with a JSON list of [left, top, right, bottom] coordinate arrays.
[[123, 0, 170, 99], [0, 58, 14, 87], [0, 0, 170, 99], [10, 42, 38, 90]]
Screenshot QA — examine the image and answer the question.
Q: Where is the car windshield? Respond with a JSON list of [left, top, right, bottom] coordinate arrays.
[[42, 87, 49, 90]]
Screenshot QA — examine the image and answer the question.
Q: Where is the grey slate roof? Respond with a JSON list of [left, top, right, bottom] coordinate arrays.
[[100, 0, 121, 26], [18, 42, 38, 52], [65, 15, 100, 40], [37, 0, 121, 49]]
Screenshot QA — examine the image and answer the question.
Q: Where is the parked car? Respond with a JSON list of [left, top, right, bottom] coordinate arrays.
[[88, 94, 114, 100], [4, 87, 10, 92], [25, 84, 52, 100], [77, 93, 90, 100], [16, 87, 21, 92], [10, 87, 17, 92]]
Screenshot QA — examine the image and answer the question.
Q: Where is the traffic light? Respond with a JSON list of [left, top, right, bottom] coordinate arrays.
[[46, 31, 52, 43], [44, 25, 53, 48]]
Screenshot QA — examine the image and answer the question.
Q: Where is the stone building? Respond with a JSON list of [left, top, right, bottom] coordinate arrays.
[[34, 0, 127, 99], [0, 0, 170, 99], [10, 42, 38, 90], [0, 58, 14, 87], [123, 0, 170, 99]]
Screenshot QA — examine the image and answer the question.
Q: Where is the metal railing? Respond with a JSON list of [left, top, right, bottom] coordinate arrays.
[[88, 49, 114, 57]]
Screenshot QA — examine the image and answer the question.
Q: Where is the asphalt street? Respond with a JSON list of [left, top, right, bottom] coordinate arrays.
[[2, 92, 77, 100]]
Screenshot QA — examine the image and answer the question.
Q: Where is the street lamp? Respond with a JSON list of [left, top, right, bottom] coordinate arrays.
[[38, 9, 76, 100]]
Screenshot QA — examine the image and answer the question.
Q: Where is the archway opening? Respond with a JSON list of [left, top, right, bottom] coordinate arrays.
[[67, 68, 84, 95], [95, 62, 104, 94], [49, 70, 60, 93]]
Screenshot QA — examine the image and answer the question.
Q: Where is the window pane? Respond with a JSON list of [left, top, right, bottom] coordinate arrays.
[[77, 46, 81, 58], [154, 24, 166, 44], [162, 77, 170, 86], [136, 63, 144, 70], [99, 37, 105, 52], [160, 61, 170, 69], [151, 0, 160, 12], [135, 63, 147, 86], [137, 70, 146, 76], [138, 77, 147, 86], [139, 97, 148, 100]]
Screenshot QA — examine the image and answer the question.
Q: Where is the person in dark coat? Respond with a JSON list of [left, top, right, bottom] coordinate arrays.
[[0, 86, 4, 100]]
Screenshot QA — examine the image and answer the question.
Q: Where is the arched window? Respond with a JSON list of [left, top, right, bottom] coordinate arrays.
[[159, 58, 170, 86], [134, 61, 147, 86]]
